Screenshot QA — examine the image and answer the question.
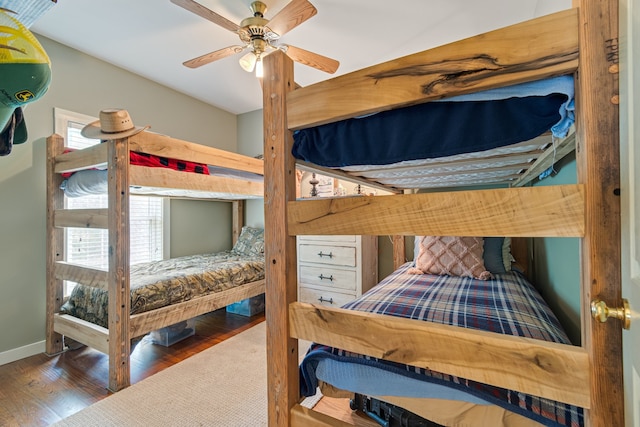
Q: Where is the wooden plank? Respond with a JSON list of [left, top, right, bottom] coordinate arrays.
[[130, 131, 264, 176], [291, 405, 353, 427], [232, 200, 245, 245], [53, 314, 109, 354], [129, 279, 265, 337], [263, 50, 300, 427], [287, 9, 579, 129], [107, 138, 131, 392], [54, 261, 108, 291], [53, 143, 107, 173], [54, 208, 109, 229], [392, 235, 405, 270], [45, 134, 65, 356], [574, 0, 624, 424], [129, 165, 263, 197], [510, 237, 530, 277], [512, 131, 576, 187], [290, 303, 590, 408], [288, 185, 585, 238]]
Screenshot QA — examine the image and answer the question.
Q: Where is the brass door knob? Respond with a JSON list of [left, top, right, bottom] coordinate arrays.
[[591, 299, 631, 330]]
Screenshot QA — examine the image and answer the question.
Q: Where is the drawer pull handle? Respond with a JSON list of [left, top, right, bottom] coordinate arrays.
[[318, 274, 334, 281], [318, 251, 334, 258], [318, 296, 334, 304]]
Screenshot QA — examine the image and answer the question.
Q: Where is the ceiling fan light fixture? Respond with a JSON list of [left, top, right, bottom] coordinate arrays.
[[239, 51, 257, 72], [173, 0, 339, 75], [255, 56, 264, 78]]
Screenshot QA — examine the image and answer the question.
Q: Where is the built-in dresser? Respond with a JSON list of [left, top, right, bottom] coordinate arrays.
[[297, 235, 378, 307]]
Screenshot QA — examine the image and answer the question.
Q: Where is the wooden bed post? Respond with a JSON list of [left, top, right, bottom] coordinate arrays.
[[232, 200, 244, 245], [263, 50, 299, 426], [107, 137, 131, 392], [45, 134, 65, 356], [392, 235, 406, 270], [574, 0, 624, 425]]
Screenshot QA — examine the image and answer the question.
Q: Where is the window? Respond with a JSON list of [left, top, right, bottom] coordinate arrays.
[[54, 108, 164, 294]]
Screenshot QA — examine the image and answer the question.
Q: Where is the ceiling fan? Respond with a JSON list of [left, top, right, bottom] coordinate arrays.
[[171, 0, 339, 77]]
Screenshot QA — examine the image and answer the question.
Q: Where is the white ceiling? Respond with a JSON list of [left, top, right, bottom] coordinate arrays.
[[31, 0, 570, 115]]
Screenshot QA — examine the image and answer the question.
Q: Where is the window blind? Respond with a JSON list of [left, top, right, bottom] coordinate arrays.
[[60, 112, 164, 293]]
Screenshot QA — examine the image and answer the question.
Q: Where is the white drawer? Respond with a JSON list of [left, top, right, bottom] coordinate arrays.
[[299, 287, 355, 307], [298, 244, 356, 267], [299, 265, 357, 292], [298, 235, 356, 244]]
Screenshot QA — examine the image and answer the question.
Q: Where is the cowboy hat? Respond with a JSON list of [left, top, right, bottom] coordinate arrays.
[[81, 109, 150, 140]]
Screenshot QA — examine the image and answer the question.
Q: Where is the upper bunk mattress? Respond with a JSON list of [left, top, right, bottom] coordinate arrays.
[[60, 151, 263, 199], [292, 76, 574, 168]]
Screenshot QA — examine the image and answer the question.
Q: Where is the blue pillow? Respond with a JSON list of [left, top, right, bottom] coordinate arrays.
[[483, 237, 507, 274]]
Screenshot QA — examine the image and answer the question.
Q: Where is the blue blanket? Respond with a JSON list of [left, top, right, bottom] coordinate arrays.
[[292, 76, 574, 168]]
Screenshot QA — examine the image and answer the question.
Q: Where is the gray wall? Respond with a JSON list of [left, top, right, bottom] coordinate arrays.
[[531, 154, 581, 345], [237, 109, 265, 228], [0, 35, 239, 359]]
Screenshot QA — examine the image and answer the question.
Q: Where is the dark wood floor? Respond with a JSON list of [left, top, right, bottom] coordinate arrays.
[[0, 308, 376, 427], [0, 309, 264, 427]]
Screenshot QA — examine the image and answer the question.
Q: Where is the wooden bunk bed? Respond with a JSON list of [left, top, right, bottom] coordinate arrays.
[[263, 1, 622, 426], [45, 130, 265, 392]]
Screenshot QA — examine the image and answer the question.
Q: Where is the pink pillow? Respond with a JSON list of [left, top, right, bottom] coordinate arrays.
[[410, 236, 493, 280]]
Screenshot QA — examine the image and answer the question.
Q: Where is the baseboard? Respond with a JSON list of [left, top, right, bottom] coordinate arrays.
[[0, 340, 45, 366]]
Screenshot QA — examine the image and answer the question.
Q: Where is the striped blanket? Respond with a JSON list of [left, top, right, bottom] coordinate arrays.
[[299, 263, 583, 427]]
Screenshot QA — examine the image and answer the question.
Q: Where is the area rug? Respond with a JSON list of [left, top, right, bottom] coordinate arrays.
[[52, 322, 319, 427]]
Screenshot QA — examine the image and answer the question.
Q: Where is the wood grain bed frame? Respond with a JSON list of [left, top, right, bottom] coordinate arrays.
[[263, 1, 622, 426], [45, 131, 265, 392]]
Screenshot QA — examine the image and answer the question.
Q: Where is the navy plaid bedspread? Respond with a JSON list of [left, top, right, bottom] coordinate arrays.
[[300, 263, 584, 427]]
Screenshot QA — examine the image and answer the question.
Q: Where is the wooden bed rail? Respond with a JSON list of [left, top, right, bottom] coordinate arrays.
[[51, 131, 264, 177], [291, 405, 353, 427], [290, 303, 590, 408], [128, 279, 266, 338], [286, 8, 579, 130], [54, 261, 108, 291], [288, 185, 585, 238], [129, 165, 263, 197], [54, 208, 109, 229], [130, 132, 263, 175], [53, 314, 109, 355], [53, 141, 108, 174]]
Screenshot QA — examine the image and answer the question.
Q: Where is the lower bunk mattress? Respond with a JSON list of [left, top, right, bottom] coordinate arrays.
[[61, 250, 265, 328], [299, 262, 583, 427]]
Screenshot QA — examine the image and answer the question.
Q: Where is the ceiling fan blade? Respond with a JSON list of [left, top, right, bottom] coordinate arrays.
[[266, 0, 317, 38], [170, 0, 240, 33], [283, 45, 339, 74], [183, 45, 246, 69]]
